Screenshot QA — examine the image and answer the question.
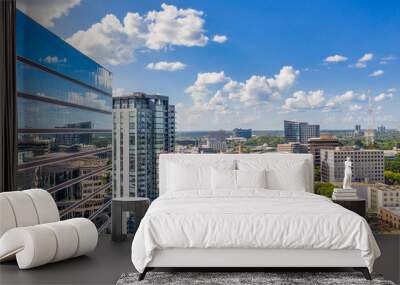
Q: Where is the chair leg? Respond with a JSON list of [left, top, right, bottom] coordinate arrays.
[[138, 268, 148, 281], [354, 267, 371, 280]]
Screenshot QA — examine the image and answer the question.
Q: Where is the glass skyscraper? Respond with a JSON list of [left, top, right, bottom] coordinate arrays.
[[16, 10, 112, 229], [284, 120, 320, 144], [112, 93, 175, 200]]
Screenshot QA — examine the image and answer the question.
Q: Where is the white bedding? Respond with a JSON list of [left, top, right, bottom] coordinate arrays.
[[131, 190, 380, 273]]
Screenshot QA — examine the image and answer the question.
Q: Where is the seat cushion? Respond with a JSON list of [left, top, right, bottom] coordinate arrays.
[[0, 192, 39, 227], [0, 196, 17, 237], [24, 189, 59, 224], [0, 218, 98, 269]]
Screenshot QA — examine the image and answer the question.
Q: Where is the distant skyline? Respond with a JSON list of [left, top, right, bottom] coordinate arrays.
[[17, 0, 400, 130]]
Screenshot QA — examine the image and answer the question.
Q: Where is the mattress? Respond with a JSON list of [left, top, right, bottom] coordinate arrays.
[[131, 190, 380, 273]]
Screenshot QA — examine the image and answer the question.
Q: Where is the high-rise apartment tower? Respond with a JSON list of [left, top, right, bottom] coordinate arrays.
[[112, 93, 175, 200]]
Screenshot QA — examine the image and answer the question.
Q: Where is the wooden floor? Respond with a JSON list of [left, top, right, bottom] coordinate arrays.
[[0, 234, 399, 285]]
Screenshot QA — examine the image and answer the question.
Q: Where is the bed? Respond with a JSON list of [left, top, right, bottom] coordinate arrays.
[[131, 153, 380, 280]]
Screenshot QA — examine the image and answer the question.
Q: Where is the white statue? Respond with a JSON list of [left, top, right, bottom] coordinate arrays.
[[343, 157, 352, 189]]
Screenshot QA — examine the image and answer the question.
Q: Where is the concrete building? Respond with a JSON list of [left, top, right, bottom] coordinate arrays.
[[206, 139, 227, 152], [277, 142, 308, 153], [364, 129, 375, 145], [206, 130, 227, 152], [368, 183, 400, 213], [112, 93, 175, 200], [379, 207, 400, 229], [233, 128, 252, 139], [284, 120, 320, 144], [320, 148, 384, 184], [308, 135, 340, 167]]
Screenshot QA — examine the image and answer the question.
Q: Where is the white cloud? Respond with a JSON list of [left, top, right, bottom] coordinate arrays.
[[359, 53, 374, 62], [225, 66, 300, 106], [212, 35, 228, 43], [41, 56, 67, 64], [185, 71, 230, 110], [369, 70, 384, 77], [67, 13, 145, 65], [324, 54, 348, 63], [325, 90, 355, 108], [185, 66, 299, 112], [282, 90, 325, 111], [380, 55, 397, 64], [349, 104, 362, 112], [267, 66, 300, 91], [67, 4, 211, 65], [17, 0, 80, 27], [357, 93, 367, 101], [146, 61, 186, 71], [374, 92, 393, 102], [353, 62, 367, 69], [349, 53, 374, 69], [145, 4, 208, 49], [112, 88, 126, 97]]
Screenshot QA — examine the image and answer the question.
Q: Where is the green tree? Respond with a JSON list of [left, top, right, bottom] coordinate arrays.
[[314, 166, 321, 182], [384, 170, 400, 185], [314, 182, 335, 198], [385, 154, 400, 173]]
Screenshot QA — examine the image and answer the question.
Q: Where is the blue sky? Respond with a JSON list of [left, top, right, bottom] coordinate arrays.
[[17, 0, 400, 130]]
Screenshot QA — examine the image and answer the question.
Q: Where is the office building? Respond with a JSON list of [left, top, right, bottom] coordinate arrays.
[[112, 93, 175, 200], [206, 130, 227, 152], [368, 183, 400, 213], [208, 130, 227, 142], [277, 143, 308, 153], [379, 207, 400, 229], [15, 10, 112, 227], [320, 148, 384, 184], [377, 125, 386, 133], [284, 120, 320, 144], [233, 128, 252, 139], [308, 135, 340, 167], [206, 139, 227, 152], [354, 125, 362, 136]]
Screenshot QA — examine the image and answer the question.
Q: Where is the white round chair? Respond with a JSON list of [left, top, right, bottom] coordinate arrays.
[[0, 189, 98, 269]]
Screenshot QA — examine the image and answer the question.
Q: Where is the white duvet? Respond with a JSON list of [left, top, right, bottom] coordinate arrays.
[[131, 190, 380, 273]]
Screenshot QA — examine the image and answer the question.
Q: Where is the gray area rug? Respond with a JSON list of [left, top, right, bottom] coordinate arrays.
[[116, 271, 396, 285]]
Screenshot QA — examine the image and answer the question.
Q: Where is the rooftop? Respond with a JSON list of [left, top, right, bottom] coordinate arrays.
[[370, 183, 400, 192], [113, 92, 169, 101], [382, 207, 400, 216]]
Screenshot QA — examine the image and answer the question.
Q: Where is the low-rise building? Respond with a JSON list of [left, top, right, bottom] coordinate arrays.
[[277, 142, 308, 153], [320, 148, 384, 184], [308, 135, 340, 167], [206, 139, 227, 152], [233, 128, 252, 139], [379, 207, 400, 229], [368, 183, 400, 213]]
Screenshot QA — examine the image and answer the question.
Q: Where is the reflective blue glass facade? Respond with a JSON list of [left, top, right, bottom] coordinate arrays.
[[16, 10, 112, 94], [16, 10, 112, 229]]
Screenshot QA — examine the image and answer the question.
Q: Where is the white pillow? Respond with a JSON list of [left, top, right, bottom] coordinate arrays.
[[211, 168, 236, 191], [236, 169, 267, 189], [167, 162, 211, 191], [238, 159, 307, 191]]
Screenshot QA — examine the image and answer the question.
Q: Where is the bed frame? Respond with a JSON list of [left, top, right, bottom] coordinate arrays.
[[139, 248, 371, 280], [138, 154, 372, 281]]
